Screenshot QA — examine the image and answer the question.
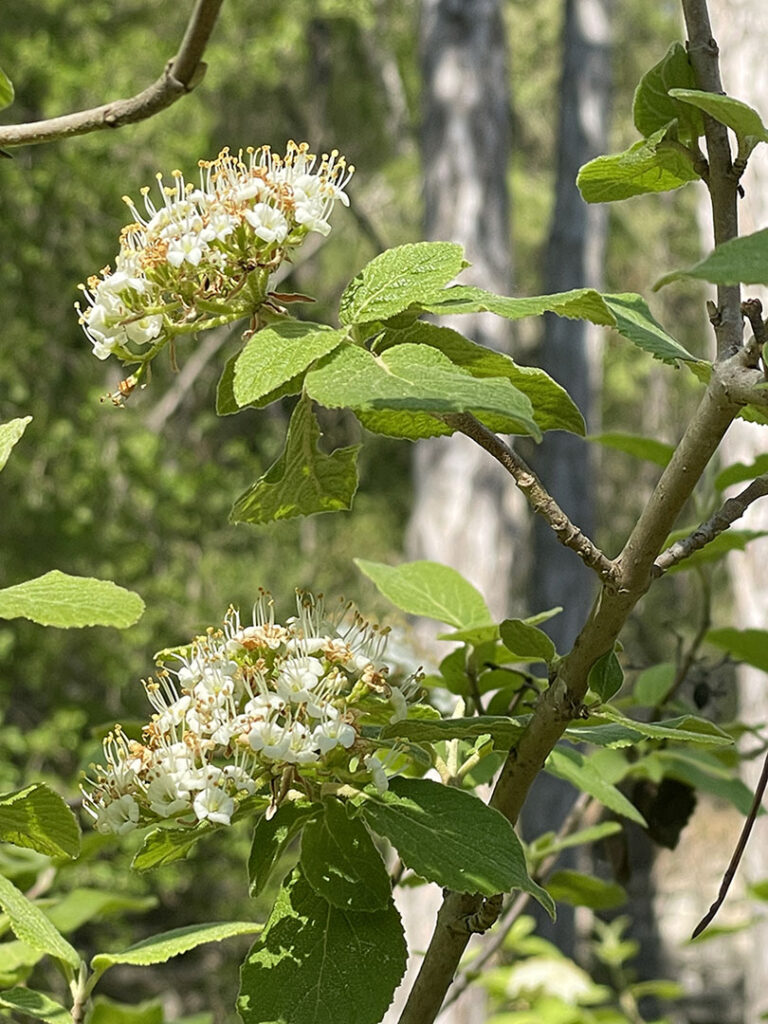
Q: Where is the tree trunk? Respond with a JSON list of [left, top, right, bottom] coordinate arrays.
[[699, 4, 768, 1019], [524, 0, 612, 955], [406, 0, 523, 625], [391, 4, 515, 1022]]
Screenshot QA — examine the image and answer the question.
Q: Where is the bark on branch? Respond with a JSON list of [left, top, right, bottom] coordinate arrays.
[[0, 0, 225, 149], [653, 474, 768, 576], [441, 412, 618, 585]]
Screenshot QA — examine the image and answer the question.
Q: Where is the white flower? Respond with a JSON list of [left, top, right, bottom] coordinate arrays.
[[243, 203, 289, 244], [95, 794, 140, 835], [193, 783, 235, 826], [146, 772, 191, 818], [247, 718, 291, 761], [274, 656, 325, 704], [312, 718, 357, 754], [364, 753, 389, 793]]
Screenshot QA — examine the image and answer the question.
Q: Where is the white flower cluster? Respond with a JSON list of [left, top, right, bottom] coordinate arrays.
[[76, 142, 353, 365], [82, 593, 420, 836]]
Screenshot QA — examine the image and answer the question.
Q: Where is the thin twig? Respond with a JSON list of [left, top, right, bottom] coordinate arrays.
[[442, 412, 618, 585], [653, 474, 768, 576], [692, 744, 768, 938], [0, 0, 225, 149]]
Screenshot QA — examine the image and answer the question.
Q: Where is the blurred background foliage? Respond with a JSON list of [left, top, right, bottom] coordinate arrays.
[[0, 0, 734, 1019]]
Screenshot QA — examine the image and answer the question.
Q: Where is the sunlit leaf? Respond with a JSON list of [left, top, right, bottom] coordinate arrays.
[[0, 571, 144, 629]]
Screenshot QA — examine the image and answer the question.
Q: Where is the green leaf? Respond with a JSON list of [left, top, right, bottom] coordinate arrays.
[[0, 988, 72, 1024], [355, 558, 493, 629], [588, 649, 624, 701], [360, 777, 554, 914], [300, 799, 391, 911], [661, 527, 768, 573], [532, 821, 623, 860], [589, 431, 675, 467], [216, 350, 303, 415], [0, 417, 32, 472], [381, 715, 525, 748], [715, 454, 768, 490], [377, 322, 585, 434], [546, 747, 646, 825], [45, 889, 156, 935], [569, 708, 733, 748], [90, 921, 261, 974], [249, 801, 321, 899], [339, 241, 467, 325], [88, 997, 163, 1024], [633, 43, 702, 142], [0, 66, 14, 111], [633, 662, 676, 707], [0, 874, 80, 970], [655, 227, 768, 288], [306, 343, 542, 440], [546, 870, 627, 910], [238, 868, 407, 1024], [658, 750, 756, 816], [603, 293, 699, 363], [0, 571, 144, 629], [230, 394, 360, 524], [0, 784, 79, 859], [577, 125, 700, 203], [416, 284, 617, 326], [131, 824, 209, 871], [233, 322, 348, 407], [669, 88, 768, 158], [707, 627, 768, 672], [499, 618, 557, 664]]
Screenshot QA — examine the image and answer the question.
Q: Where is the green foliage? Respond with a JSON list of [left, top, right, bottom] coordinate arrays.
[[707, 627, 768, 672], [90, 921, 262, 974], [300, 798, 392, 911], [589, 431, 674, 466], [546, 870, 627, 910], [655, 226, 768, 287], [632, 42, 702, 143], [577, 125, 700, 203], [355, 557, 493, 628], [499, 618, 557, 664], [229, 394, 361, 523], [546, 748, 646, 825], [248, 801, 321, 899], [587, 648, 625, 702], [0, 65, 14, 110], [238, 868, 407, 1024], [0, 416, 31, 472], [0, 784, 79, 859], [0, 988, 72, 1024], [0, 874, 80, 971], [670, 88, 768, 159], [603, 292, 699, 363], [359, 777, 555, 915], [0, 571, 144, 628]]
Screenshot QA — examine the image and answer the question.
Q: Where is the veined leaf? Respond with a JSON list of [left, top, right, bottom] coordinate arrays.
[[570, 708, 733, 747], [232, 322, 348, 407], [360, 777, 554, 915], [603, 292, 699, 363], [0, 66, 14, 111], [248, 801, 321, 899], [577, 124, 700, 203], [238, 868, 407, 1024], [655, 227, 768, 288], [0, 874, 80, 970], [0, 784, 79, 859], [587, 649, 624, 702], [230, 394, 360, 524], [305, 343, 542, 440], [546, 747, 646, 825], [707, 627, 768, 672], [0, 571, 144, 629], [499, 618, 557, 664], [131, 824, 210, 871], [669, 88, 768, 158], [589, 431, 674, 467], [300, 799, 391, 911], [90, 921, 261, 974], [416, 284, 616, 326], [381, 715, 526, 748], [633, 662, 676, 707], [377, 322, 585, 434], [0, 417, 31, 472], [547, 869, 627, 910], [339, 241, 467, 325], [355, 558, 493, 630], [0, 988, 72, 1024], [633, 43, 702, 142], [45, 889, 156, 935]]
